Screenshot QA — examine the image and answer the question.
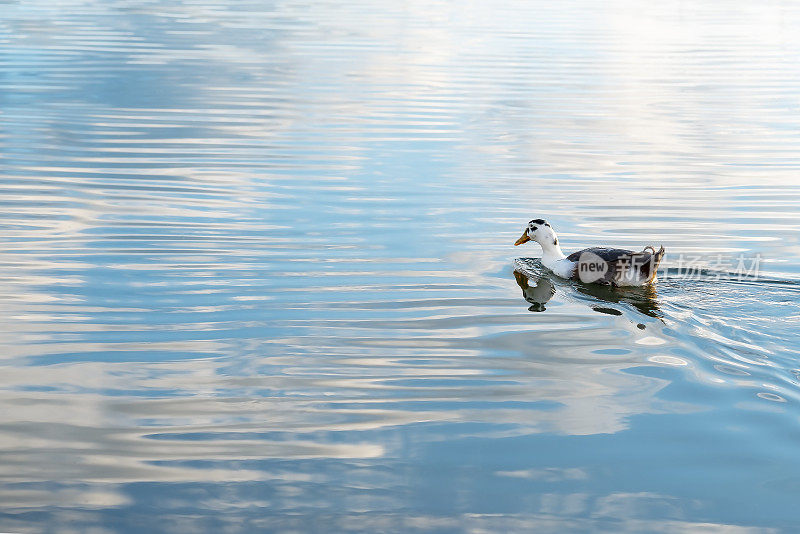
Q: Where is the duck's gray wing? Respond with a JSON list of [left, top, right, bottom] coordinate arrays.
[[566, 247, 634, 263], [568, 247, 664, 285]]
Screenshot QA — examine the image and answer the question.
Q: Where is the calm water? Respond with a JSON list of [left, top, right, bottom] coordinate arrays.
[[2, 1, 800, 532]]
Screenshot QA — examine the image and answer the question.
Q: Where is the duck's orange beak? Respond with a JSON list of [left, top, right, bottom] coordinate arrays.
[[514, 231, 530, 246]]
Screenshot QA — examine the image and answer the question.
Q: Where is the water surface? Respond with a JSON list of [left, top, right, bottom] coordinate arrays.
[[2, 0, 800, 532]]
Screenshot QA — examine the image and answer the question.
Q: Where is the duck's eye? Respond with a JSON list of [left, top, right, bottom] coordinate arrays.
[[531, 226, 538, 232]]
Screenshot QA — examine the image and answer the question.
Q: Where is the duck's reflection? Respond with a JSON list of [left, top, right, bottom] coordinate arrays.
[[513, 270, 556, 312], [513, 261, 662, 318], [577, 278, 662, 318]]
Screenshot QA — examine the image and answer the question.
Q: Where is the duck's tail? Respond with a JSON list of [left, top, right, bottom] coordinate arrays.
[[641, 246, 665, 283]]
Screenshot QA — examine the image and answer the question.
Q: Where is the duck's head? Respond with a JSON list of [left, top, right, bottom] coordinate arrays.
[[514, 218, 559, 247]]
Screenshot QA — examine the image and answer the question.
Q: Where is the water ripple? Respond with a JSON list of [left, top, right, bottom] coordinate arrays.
[[2, 0, 800, 531]]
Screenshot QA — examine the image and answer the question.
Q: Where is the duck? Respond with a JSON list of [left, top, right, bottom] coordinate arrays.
[[514, 219, 664, 287]]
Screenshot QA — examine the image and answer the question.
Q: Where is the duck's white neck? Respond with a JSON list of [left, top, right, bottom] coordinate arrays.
[[538, 238, 566, 265]]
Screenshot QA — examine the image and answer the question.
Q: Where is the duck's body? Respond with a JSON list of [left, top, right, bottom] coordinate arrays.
[[514, 219, 664, 287]]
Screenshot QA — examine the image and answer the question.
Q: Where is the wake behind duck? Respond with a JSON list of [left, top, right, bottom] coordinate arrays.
[[514, 219, 665, 287]]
